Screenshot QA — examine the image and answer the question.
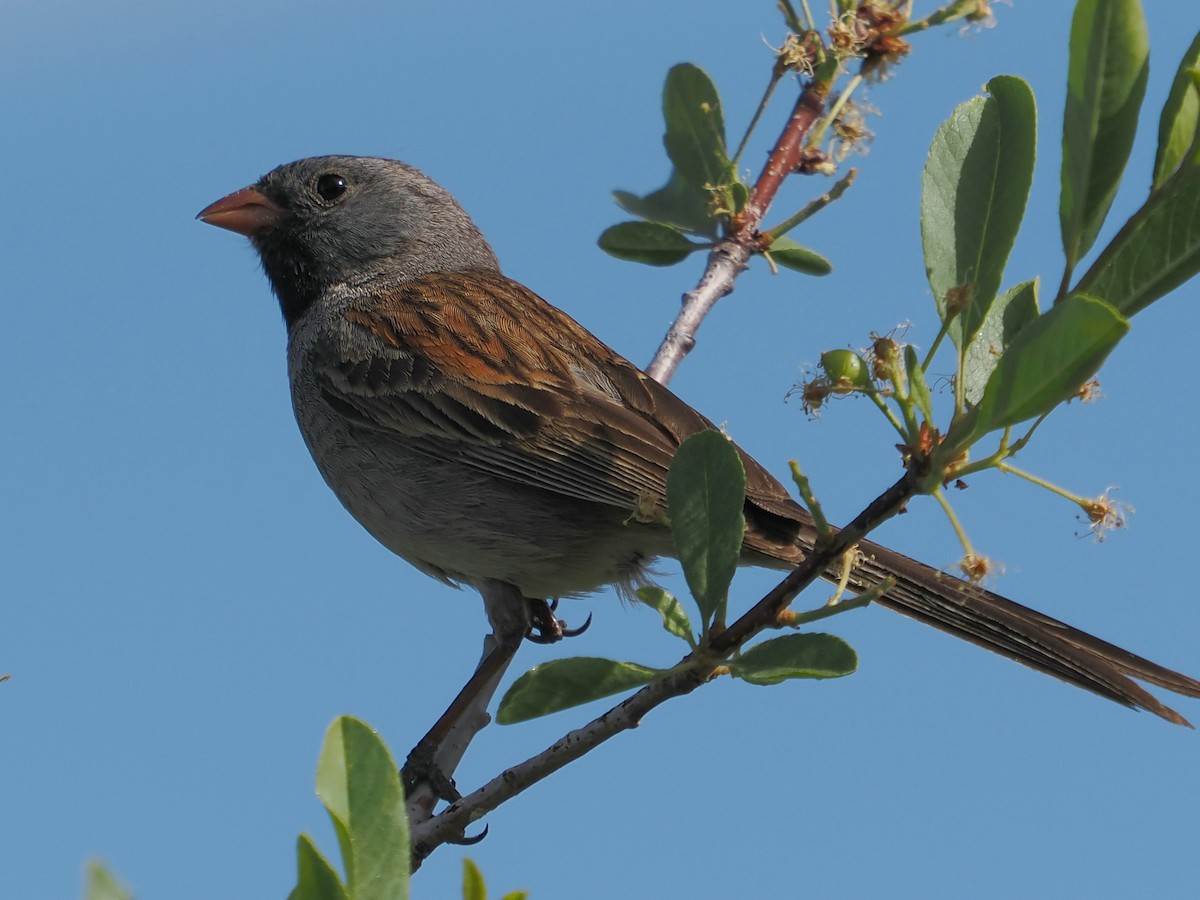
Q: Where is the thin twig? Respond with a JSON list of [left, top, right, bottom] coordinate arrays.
[[645, 241, 754, 383], [899, 0, 987, 35], [410, 662, 708, 863], [712, 470, 914, 650], [738, 67, 835, 236], [761, 167, 856, 242]]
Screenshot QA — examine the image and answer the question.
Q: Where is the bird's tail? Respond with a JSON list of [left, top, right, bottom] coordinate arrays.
[[847, 538, 1200, 726]]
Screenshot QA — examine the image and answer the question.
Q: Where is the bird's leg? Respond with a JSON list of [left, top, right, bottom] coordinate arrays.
[[403, 585, 595, 832], [402, 635, 520, 807], [403, 581, 532, 825]]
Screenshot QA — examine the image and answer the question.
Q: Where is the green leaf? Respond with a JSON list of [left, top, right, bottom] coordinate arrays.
[[662, 63, 730, 190], [666, 430, 747, 627], [962, 279, 1040, 405], [497, 657, 661, 724], [1153, 34, 1200, 188], [729, 181, 749, 215], [84, 861, 133, 900], [289, 835, 349, 900], [614, 170, 719, 237], [765, 235, 833, 275], [634, 585, 695, 646], [1075, 166, 1200, 316], [904, 344, 933, 423], [500, 893, 530, 900], [463, 859, 486, 900], [315, 717, 410, 900], [598, 221, 702, 266], [730, 633, 858, 685], [1061, 0, 1150, 273], [975, 293, 1129, 432], [922, 76, 1037, 348]]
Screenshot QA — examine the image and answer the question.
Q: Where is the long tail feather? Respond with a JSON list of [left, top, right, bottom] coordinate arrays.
[[853, 539, 1200, 726]]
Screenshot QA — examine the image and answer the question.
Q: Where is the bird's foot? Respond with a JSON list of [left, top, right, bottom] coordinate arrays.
[[524, 598, 593, 644], [402, 744, 462, 802], [404, 747, 490, 845]]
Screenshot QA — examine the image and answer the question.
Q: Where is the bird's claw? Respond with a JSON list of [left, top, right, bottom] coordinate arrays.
[[560, 612, 593, 638], [525, 599, 592, 644], [447, 823, 490, 846]]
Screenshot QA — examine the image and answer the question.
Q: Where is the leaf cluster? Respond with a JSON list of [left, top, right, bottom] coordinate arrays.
[[807, 0, 1200, 529], [599, 62, 832, 274]]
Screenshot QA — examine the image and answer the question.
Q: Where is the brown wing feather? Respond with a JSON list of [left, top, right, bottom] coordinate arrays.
[[322, 269, 799, 545]]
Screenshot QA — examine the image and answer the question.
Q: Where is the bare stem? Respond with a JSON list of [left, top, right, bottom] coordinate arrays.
[[645, 241, 754, 384], [933, 487, 976, 559], [900, 0, 989, 35], [997, 462, 1081, 504], [762, 168, 857, 242], [789, 460, 831, 539], [865, 389, 911, 441], [732, 71, 785, 168], [806, 73, 864, 148]]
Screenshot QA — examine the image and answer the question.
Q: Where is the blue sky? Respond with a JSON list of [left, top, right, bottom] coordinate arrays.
[[4, 2, 1199, 898]]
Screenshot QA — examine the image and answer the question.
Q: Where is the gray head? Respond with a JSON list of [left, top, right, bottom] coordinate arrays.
[[198, 156, 500, 327]]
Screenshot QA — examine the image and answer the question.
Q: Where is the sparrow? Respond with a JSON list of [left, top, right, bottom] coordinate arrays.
[[198, 155, 1200, 725]]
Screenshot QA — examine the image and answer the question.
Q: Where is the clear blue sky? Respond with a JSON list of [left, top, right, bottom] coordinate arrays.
[[4, 2, 1199, 898]]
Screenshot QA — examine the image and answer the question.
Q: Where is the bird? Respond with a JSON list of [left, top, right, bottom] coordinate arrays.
[[198, 155, 1200, 726]]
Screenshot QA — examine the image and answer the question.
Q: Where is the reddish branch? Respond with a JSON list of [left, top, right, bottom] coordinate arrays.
[[735, 80, 832, 240], [645, 73, 835, 384]]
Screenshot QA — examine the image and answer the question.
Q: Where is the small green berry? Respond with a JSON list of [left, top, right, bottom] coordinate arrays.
[[819, 349, 870, 393]]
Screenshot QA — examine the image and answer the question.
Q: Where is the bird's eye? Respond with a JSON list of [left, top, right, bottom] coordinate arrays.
[[315, 173, 348, 202]]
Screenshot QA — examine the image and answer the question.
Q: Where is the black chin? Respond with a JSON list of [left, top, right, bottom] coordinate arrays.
[[253, 234, 325, 330]]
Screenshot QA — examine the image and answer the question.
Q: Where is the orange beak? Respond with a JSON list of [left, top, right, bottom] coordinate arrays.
[[196, 186, 288, 236]]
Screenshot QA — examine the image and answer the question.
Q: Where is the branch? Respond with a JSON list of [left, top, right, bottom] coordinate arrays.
[[411, 659, 707, 864], [645, 71, 834, 385], [644, 241, 753, 383], [713, 470, 915, 651], [736, 76, 832, 237], [410, 470, 917, 862]]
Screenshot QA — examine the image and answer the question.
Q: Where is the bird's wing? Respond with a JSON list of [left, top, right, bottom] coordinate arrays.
[[312, 268, 805, 550]]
